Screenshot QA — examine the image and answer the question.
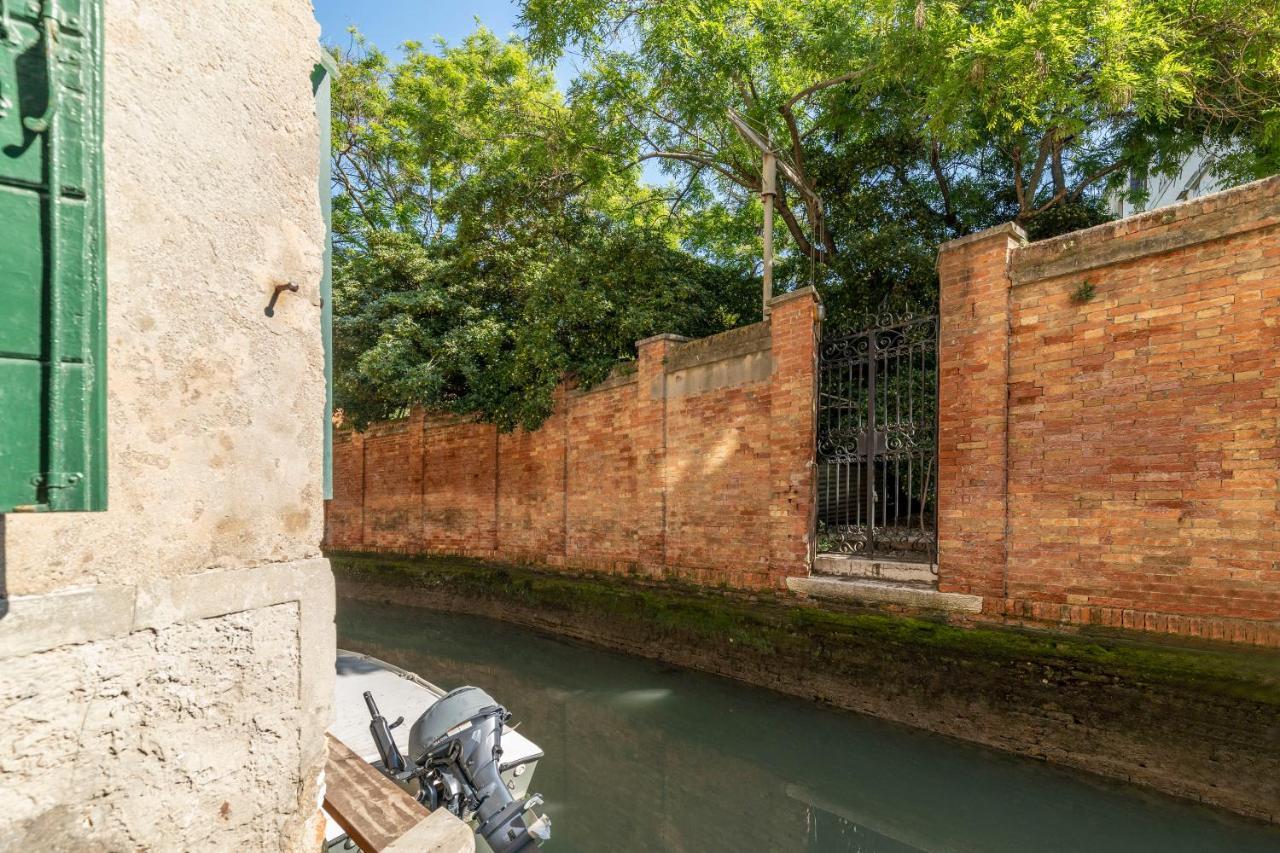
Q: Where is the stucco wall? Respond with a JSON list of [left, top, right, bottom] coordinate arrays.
[[3, 604, 302, 848], [0, 1, 334, 850], [6, 0, 327, 593]]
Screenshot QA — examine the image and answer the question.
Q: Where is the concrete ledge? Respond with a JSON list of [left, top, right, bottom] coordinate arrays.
[[937, 222, 1029, 255], [0, 585, 137, 660], [765, 285, 823, 308], [0, 558, 334, 666], [813, 554, 937, 585], [787, 575, 982, 613], [1011, 173, 1280, 286], [664, 321, 770, 373], [635, 332, 691, 348]]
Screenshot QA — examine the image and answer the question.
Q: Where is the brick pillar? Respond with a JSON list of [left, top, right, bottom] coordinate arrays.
[[634, 333, 689, 575], [767, 287, 823, 585], [936, 223, 1025, 601]]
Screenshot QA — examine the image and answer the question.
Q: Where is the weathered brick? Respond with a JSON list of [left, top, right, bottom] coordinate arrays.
[[938, 175, 1280, 646], [324, 290, 822, 591]]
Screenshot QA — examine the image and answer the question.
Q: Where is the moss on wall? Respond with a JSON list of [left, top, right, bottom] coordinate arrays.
[[331, 551, 1280, 823], [329, 552, 1279, 706]]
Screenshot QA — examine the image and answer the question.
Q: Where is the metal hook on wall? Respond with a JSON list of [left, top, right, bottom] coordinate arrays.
[[264, 282, 298, 317]]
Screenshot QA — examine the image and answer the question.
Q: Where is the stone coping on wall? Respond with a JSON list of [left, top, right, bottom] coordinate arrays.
[[665, 321, 771, 372], [765, 285, 823, 308], [936, 221, 1029, 256], [1011, 173, 1280, 286]]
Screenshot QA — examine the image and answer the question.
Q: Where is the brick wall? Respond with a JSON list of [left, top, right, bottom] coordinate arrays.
[[939, 175, 1280, 645], [325, 289, 822, 589]]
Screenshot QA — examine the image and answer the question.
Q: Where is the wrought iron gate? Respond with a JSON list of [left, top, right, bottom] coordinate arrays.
[[817, 313, 938, 563]]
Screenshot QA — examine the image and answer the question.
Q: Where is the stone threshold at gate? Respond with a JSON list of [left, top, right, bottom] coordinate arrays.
[[790, 554, 983, 614]]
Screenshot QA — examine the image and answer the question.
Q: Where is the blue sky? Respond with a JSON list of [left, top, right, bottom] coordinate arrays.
[[312, 0, 664, 183], [313, 0, 586, 89], [313, 0, 525, 55]]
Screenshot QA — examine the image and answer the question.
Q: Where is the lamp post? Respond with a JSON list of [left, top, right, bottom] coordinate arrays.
[[727, 108, 825, 318]]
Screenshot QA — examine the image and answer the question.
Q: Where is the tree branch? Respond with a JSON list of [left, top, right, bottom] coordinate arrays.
[[782, 68, 869, 112], [1022, 131, 1055, 208], [772, 191, 834, 263], [1023, 160, 1126, 218], [929, 138, 964, 233], [1012, 145, 1026, 215], [637, 151, 756, 189]]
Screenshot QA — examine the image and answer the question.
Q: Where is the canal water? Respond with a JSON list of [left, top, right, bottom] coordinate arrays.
[[338, 599, 1280, 853]]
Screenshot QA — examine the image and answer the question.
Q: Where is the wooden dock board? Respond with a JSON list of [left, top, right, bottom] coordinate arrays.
[[323, 734, 474, 852]]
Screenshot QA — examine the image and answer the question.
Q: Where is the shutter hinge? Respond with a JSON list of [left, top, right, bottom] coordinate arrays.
[[32, 472, 84, 490], [15, 472, 85, 511]]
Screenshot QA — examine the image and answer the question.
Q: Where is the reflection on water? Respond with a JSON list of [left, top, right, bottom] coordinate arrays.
[[337, 599, 1280, 853]]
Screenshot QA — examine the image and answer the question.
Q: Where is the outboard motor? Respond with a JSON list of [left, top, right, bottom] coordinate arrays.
[[368, 686, 549, 852], [363, 691, 407, 774]]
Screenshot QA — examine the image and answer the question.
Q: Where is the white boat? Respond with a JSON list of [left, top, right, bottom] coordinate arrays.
[[326, 650, 550, 852]]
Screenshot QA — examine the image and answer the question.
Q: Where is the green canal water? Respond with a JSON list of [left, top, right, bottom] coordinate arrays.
[[337, 599, 1280, 853]]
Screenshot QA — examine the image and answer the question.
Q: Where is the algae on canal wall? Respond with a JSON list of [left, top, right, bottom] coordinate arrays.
[[329, 552, 1280, 824]]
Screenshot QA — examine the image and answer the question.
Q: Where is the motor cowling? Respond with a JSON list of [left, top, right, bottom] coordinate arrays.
[[408, 686, 549, 853]]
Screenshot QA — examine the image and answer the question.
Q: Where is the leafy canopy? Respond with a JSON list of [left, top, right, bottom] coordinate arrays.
[[521, 0, 1280, 318], [331, 4, 1280, 429], [330, 30, 755, 430]]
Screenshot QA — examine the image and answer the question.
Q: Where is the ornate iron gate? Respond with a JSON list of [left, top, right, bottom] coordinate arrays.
[[817, 313, 938, 563]]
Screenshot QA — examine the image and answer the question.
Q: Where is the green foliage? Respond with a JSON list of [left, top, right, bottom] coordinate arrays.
[[1071, 280, 1098, 304], [331, 4, 1280, 428], [521, 0, 1280, 323], [330, 31, 754, 430]]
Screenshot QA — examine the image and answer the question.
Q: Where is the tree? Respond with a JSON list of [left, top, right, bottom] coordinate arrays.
[[520, 0, 1280, 318], [329, 30, 755, 430]]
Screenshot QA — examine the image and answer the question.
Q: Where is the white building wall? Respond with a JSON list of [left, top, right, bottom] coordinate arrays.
[[0, 1, 335, 849]]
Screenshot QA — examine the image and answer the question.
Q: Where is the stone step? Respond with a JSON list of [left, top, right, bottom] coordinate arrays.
[[787, 575, 982, 613], [813, 554, 938, 585]]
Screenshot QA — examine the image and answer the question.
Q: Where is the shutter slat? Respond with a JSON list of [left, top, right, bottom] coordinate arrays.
[[0, 0, 104, 513]]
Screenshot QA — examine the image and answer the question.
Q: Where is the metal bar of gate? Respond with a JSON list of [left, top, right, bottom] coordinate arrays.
[[818, 312, 938, 562], [865, 331, 876, 556]]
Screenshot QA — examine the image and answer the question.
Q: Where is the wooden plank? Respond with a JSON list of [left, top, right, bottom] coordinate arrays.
[[323, 734, 430, 852]]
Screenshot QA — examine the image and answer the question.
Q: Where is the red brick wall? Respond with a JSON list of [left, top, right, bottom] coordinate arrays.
[[422, 415, 496, 558], [937, 225, 1024, 601], [497, 399, 568, 563], [325, 288, 822, 589], [360, 415, 423, 552], [564, 373, 649, 571], [938, 175, 1280, 645], [327, 430, 364, 550]]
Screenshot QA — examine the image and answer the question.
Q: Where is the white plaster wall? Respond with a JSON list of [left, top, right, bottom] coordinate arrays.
[[1, 603, 303, 850], [6, 0, 327, 594], [0, 2, 335, 850]]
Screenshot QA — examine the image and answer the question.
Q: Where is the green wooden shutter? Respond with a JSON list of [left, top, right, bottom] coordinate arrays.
[[0, 0, 106, 512]]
